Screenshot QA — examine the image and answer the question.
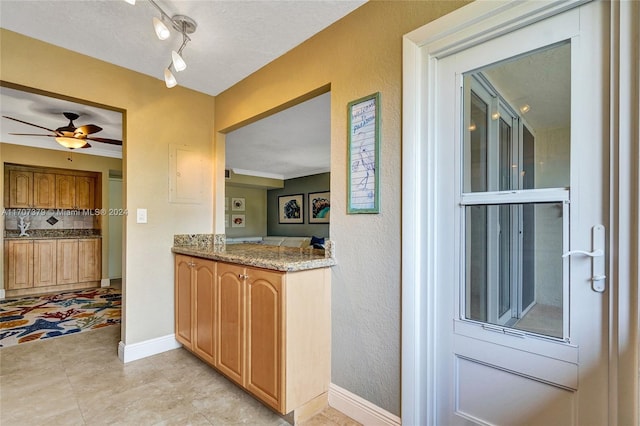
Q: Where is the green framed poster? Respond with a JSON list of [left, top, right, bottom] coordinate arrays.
[[347, 92, 380, 213]]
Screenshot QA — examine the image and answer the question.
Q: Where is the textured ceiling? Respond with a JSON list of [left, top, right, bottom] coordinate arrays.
[[0, 0, 362, 174]]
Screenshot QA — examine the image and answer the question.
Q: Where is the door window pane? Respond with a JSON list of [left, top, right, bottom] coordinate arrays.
[[464, 202, 564, 339], [469, 92, 488, 192]]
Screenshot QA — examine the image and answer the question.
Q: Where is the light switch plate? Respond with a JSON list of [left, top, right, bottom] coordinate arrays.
[[136, 208, 147, 224]]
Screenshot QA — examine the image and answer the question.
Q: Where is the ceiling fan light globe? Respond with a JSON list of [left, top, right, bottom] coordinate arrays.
[[153, 17, 170, 40], [171, 50, 187, 72], [55, 136, 88, 149], [164, 68, 178, 88]]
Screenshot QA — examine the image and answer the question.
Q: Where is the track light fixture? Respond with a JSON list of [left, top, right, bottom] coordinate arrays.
[[125, 0, 197, 89]]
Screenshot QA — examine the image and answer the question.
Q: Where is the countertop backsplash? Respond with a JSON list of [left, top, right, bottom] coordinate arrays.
[[4, 208, 99, 238]]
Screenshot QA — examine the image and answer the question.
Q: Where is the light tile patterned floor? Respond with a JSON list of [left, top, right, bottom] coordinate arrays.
[[0, 326, 361, 425]]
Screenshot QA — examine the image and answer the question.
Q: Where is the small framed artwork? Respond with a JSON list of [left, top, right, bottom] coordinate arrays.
[[231, 214, 245, 227], [347, 92, 380, 213], [278, 194, 304, 224], [309, 191, 330, 223], [231, 197, 245, 211]]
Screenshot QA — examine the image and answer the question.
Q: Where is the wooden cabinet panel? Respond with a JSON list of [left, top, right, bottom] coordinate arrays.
[[33, 173, 56, 209], [194, 260, 216, 364], [246, 269, 283, 410], [78, 239, 101, 282], [174, 255, 331, 417], [33, 240, 57, 287], [8, 170, 33, 208], [56, 175, 76, 209], [75, 176, 95, 209], [56, 239, 78, 284], [5, 165, 99, 210], [175, 255, 194, 348], [216, 262, 245, 385], [6, 240, 33, 289]]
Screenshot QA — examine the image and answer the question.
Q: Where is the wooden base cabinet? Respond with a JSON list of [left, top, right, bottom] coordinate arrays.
[[174, 255, 216, 364], [4, 238, 101, 297], [175, 255, 331, 417]]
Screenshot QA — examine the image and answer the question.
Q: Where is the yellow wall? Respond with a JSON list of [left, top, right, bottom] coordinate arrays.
[[1, 142, 122, 282], [215, 0, 469, 415], [0, 29, 215, 344]]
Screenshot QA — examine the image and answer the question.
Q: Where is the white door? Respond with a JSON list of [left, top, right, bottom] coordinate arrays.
[[418, 2, 608, 425]]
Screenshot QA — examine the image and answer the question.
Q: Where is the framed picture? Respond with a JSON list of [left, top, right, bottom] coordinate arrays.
[[231, 214, 245, 228], [308, 191, 330, 223], [347, 92, 380, 213], [231, 197, 245, 211], [278, 194, 304, 224]]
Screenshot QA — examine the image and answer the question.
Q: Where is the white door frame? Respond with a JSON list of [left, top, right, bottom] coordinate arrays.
[[400, 1, 639, 424]]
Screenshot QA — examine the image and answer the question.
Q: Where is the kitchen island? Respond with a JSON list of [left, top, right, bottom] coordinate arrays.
[[172, 236, 334, 424]]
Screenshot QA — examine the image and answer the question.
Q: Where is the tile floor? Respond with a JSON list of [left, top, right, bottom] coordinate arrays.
[[0, 326, 361, 426]]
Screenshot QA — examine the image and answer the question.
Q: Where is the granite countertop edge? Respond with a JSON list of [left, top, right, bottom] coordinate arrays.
[[172, 245, 336, 272], [4, 231, 102, 240]]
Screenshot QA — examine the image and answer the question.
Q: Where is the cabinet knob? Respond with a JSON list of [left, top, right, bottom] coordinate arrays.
[[238, 273, 249, 280]]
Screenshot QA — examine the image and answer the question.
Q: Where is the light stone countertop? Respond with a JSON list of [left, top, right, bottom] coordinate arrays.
[[172, 243, 336, 272], [4, 230, 102, 240]]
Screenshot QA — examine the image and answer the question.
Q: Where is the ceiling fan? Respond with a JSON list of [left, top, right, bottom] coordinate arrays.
[[2, 112, 122, 149]]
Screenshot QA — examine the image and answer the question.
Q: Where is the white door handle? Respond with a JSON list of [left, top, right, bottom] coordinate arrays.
[[562, 249, 603, 258], [563, 225, 606, 293]]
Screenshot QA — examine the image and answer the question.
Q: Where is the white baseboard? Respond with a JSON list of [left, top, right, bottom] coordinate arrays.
[[0, 288, 5, 300], [100, 278, 110, 287], [118, 334, 182, 363], [328, 383, 401, 426]]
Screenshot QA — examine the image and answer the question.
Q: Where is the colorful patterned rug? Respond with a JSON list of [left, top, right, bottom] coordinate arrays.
[[0, 287, 121, 348]]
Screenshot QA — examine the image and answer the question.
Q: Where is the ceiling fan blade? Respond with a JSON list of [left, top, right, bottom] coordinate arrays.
[[3, 115, 60, 134], [75, 124, 102, 136], [86, 136, 122, 145], [8, 133, 56, 137]]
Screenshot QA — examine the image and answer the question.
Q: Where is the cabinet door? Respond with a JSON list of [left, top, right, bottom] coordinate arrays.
[[33, 239, 57, 287], [56, 175, 76, 209], [193, 260, 216, 364], [216, 262, 245, 385], [246, 268, 283, 410], [9, 170, 33, 208], [33, 173, 56, 209], [175, 255, 194, 348], [75, 176, 95, 210], [56, 239, 78, 284], [6, 240, 33, 289], [78, 239, 101, 282]]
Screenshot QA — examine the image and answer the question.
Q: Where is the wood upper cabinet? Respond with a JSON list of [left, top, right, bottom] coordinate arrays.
[[245, 268, 283, 410], [216, 262, 246, 386], [33, 173, 56, 209], [8, 169, 33, 208], [5, 240, 34, 290], [33, 239, 57, 287], [78, 238, 101, 282], [56, 175, 96, 209], [75, 176, 96, 210], [55, 174, 76, 209], [56, 239, 79, 285], [5, 165, 99, 209]]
